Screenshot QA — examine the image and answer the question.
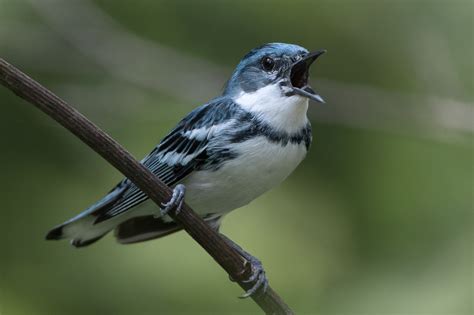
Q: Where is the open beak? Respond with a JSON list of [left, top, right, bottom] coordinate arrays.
[[289, 49, 326, 103]]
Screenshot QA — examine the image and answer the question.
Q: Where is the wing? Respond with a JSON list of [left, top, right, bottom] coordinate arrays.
[[93, 97, 239, 223]]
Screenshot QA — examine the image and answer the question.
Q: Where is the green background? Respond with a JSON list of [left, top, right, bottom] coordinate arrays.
[[0, 1, 472, 314]]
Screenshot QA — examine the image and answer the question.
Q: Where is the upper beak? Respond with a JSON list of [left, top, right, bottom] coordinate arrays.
[[290, 49, 326, 103]]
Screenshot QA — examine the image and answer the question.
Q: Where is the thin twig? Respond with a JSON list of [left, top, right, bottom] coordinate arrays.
[[0, 58, 294, 315]]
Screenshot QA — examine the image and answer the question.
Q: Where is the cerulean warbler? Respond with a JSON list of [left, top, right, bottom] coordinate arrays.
[[46, 42, 326, 297]]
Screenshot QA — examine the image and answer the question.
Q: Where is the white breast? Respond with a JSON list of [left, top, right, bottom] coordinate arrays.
[[144, 83, 311, 218], [182, 136, 307, 215], [235, 83, 309, 133], [179, 83, 311, 215]]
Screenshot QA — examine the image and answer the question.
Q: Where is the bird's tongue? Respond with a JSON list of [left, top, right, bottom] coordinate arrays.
[[290, 50, 326, 103]]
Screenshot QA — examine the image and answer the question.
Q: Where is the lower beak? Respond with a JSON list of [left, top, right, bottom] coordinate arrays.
[[290, 49, 326, 103]]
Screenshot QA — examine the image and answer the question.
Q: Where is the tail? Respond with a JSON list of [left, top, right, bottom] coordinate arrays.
[[45, 217, 110, 248], [46, 229, 107, 247], [46, 186, 124, 248], [114, 215, 182, 244], [114, 213, 223, 244]]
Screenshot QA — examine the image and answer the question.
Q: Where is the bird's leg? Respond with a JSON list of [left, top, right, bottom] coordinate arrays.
[[158, 184, 186, 217], [220, 234, 269, 298]]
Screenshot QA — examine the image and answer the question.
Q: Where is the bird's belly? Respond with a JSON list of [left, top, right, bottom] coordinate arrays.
[[182, 137, 307, 215]]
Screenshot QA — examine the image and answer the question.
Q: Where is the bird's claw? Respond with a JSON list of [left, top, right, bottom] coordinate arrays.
[[221, 234, 270, 298], [156, 184, 186, 218], [239, 255, 269, 298]]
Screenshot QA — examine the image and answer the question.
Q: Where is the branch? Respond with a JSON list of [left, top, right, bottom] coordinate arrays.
[[0, 58, 294, 315]]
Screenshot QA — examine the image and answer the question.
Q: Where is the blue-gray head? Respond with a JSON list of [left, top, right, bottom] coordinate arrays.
[[224, 43, 325, 103]]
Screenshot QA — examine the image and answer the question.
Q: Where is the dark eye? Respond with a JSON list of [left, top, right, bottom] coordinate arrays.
[[261, 56, 275, 71]]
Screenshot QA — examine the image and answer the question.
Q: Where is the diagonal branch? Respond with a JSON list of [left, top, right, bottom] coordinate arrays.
[[0, 58, 294, 315]]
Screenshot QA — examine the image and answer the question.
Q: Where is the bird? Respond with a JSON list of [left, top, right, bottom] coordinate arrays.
[[46, 42, 326, 297]]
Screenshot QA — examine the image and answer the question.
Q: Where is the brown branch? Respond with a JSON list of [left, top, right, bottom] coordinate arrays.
[[0, 58, 294, 315]]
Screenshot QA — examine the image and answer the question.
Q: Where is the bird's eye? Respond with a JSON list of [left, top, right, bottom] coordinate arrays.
[[261, 57, 275, 71]]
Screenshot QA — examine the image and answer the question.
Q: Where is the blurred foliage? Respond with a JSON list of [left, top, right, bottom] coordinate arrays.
[[0, 0, 472, 315]]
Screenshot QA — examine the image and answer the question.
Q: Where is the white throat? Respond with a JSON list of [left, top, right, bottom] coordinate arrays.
[[234, 83, 309, 133]]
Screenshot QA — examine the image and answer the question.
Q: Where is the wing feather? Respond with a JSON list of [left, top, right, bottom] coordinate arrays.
[[93, 98, 238, 223]]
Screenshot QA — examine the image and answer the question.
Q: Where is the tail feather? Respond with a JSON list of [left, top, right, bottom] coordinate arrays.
[[70, 232, 108, 248], [45, 184, 126, 247], [45, 225, 64, 240], [115, 215, 182, 244], [115, 214, 223, 244], [45, 214, 115, 247]]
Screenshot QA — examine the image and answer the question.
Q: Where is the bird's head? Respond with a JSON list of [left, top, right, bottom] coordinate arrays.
[[224, 43, 326, 103]]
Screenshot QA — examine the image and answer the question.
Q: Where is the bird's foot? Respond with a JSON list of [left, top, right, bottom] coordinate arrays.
[[221, 235, 269, 298], [239, 252, 268, 298], [157, 184, 186, 217]]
